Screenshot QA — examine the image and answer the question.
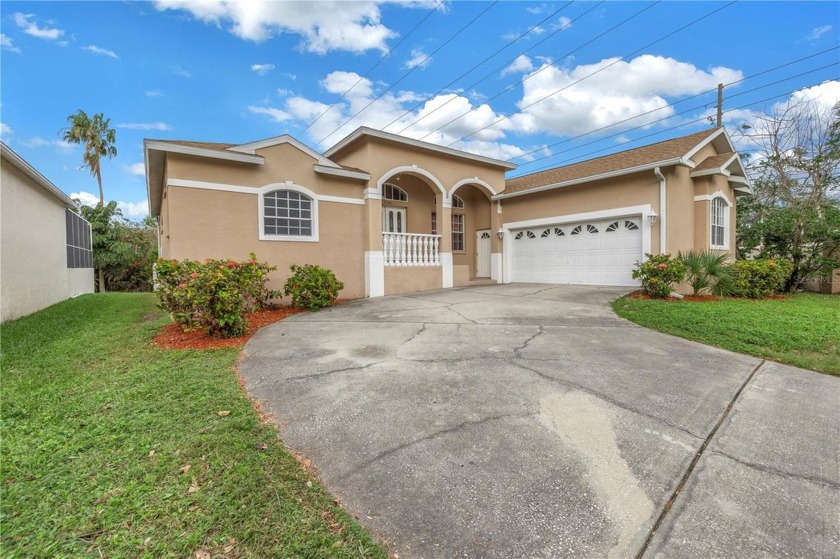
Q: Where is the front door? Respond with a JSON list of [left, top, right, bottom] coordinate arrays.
[[382, 207, 407, 233], [476, 229, 491, 278]]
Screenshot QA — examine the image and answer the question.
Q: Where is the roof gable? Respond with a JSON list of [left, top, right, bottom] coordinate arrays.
[[1, 142, 76, 208]]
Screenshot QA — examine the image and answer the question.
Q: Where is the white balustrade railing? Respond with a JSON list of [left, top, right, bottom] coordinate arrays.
[[383, 233, 441, 266]]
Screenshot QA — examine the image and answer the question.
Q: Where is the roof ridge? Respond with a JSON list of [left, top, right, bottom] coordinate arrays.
[[509, 127, 721, 183]]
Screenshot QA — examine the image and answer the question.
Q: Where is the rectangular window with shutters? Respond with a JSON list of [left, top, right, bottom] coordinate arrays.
[[66, 209, 93, 269], [452, 213, 465, 252]]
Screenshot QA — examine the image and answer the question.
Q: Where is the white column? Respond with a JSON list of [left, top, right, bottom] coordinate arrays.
[[365, 251, 385, 297], [440, 252, 453, 288], [490, 253, 502, 282]]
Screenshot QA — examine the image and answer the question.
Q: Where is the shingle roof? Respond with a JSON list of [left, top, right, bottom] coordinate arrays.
[[693, 151, 735, 172], [159, 140, 237, 151], [505, 128, 721, 193]]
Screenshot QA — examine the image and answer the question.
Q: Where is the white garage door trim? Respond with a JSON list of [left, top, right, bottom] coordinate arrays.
[[501, 204, 655, 284]]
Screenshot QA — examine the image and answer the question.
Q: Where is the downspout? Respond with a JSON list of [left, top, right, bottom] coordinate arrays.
[[654, 167, 667, 253]]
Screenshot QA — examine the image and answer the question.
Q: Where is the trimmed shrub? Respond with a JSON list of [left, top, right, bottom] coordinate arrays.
[[155, 253, 279, 338], [632, 253, 687, 298], [283, 264, 344, 311], [678, 250, 733, 296], [730, 258, 793, 299]]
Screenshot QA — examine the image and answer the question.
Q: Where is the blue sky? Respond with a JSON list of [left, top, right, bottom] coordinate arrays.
[[1, 1, 838, 219]]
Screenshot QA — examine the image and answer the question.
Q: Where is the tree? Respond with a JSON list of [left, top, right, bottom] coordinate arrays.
[[78, 202, 158, 293], [736, 98, 840, 291], [62, 110, 117, 206]]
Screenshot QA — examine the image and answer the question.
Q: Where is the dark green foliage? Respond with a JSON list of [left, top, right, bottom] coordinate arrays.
[[0, 294, 388, 557], [729, 258, 793, 298], [283, 264, 345, 311], [631, 253, 687, 298], [79, 203, 158, 292], [155, 254, 280, 338], [678, 250, 734, 296]]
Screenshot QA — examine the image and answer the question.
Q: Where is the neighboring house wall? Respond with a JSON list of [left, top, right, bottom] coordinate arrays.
[[1, 153, 94, 322], [159, 144, 368, 299]]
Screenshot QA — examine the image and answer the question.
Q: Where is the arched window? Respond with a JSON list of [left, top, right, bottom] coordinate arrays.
[[451, 194, 465, 208], [262, 189, 316, 240], [384, 183, 408, 202], [711, 197, 728, 248]]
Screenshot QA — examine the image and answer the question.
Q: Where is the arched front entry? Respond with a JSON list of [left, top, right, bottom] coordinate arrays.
[[448, 181, 495, 283]]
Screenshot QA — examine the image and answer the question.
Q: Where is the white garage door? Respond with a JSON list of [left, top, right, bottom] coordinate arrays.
[[511, 217, 642, 286]]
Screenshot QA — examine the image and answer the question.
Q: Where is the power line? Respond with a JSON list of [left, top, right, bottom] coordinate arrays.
[[509, 62, 838, 173], [383, 0, 586, 134], [510, 80, 834, 177], [300, 0, 445, 134], [445, 1, 736, 147], [509, 47, 840, 163], [314, 1, 500, 146], [413, 1, 655, 140]]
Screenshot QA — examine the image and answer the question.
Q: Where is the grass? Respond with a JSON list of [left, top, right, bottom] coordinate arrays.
[[1, 293, 387, 558], [612, 293, 840, 376]]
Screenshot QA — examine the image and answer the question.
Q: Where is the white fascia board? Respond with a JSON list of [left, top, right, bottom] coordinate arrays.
[[494, 159, 686, 200], [324, 126, 518, 170], [682, 127, 726, 162], [145, 140, 264, 164], [0, 141, 76, 207], [230, 135, 341, 168], [314, 164, 371, 181], [690, 167, 731, 178]]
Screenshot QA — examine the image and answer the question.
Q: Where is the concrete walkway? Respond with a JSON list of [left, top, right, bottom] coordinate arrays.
[[240, 284, 840, 558]]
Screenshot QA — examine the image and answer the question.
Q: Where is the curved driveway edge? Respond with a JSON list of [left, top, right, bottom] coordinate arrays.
[[240, 284, 840, 558]]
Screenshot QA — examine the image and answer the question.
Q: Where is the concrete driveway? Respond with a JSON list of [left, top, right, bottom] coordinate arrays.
[[240, 284, 840, 558]]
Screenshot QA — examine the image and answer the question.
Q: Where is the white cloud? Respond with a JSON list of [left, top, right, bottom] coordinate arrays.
[[71, 191, 150, 219], [170, 66, 192, 78], [251, 63, 275, 75], [277, 88, 293, 97], [128, 163, 146, 176], [145, 89, 165, 98], [248, 105, 292, 122], [12, 13, 64, 40], [22, 136, 51, 148], [780, 80, 840, 111], [501, 54, 534, 76], [403, 49, 431, 70], [1, 33, 21, 54], [269, 71, 540, 161], [82, 45, 119, 59], [551, 16, 572, 31], [526, 4, 552, 14], [154, 0, 401, 53], [806, 25, 832, 41], [0, 122, 12, 137], [117, 122, 172, 131], [321, 70, 373, 97], [515, 54, 744, 135]]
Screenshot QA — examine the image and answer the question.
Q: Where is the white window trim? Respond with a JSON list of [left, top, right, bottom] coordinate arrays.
[[710, 196, 729, 250], [258, 182, 319, 242], [451, 212, 466, 253], [451, 194, 465, 209], [383, 182, 409, 202]]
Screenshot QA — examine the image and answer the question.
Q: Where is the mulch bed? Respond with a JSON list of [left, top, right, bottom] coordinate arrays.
[[627, 290, 789, 302], [153, 306, 306, 350]]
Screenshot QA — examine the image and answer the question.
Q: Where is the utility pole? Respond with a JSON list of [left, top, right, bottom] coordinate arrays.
[[716, 83, 723, 127]]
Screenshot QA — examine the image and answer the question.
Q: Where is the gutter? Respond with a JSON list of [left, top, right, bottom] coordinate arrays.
[[654, 166, 667, 254]]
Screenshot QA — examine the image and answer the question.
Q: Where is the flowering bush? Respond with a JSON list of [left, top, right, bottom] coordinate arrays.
[[729, 258, 793, 298], [155, 253, 280, 338], [283, 264, 344, 311], [632, 253, 687, 298]]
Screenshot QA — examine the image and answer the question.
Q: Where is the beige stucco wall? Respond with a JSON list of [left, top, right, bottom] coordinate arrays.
[[164, 185, 366, 300], [384, 266, 442, 295], [1, 163, 93, 322], [501, 171, 664, 251]]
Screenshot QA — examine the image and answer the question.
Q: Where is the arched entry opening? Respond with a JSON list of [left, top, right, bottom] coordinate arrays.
[[449, 181, 494, 283]]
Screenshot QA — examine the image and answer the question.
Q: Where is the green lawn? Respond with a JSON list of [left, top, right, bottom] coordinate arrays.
[[613, 293, 840, 376], [1, 293, 387, 558]]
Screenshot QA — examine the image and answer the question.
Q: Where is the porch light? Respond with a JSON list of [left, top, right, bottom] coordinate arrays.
[[648, 214, 658, 224], [496, 228, 504, 240]]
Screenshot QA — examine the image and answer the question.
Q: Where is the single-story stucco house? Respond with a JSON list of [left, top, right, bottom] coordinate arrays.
[[144, 126, 750, 299], [1, 142, 94, 322]]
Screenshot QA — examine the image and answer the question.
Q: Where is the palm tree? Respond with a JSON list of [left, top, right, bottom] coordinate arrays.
[[62, 110, 117, 206]]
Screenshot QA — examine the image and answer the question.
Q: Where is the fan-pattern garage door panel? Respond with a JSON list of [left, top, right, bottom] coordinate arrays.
[[511, 218, 642, 286]]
